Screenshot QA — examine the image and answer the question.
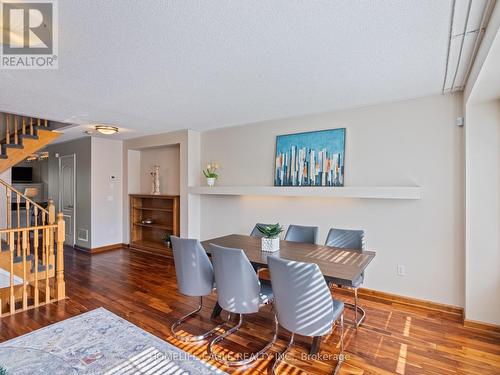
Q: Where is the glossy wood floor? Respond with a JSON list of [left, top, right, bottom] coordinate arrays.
[[0, 247, 499, 374]]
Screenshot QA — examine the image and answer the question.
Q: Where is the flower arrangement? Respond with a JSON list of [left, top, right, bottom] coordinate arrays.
[[202, 163, 219, 179], [203, 163, 219, 187]]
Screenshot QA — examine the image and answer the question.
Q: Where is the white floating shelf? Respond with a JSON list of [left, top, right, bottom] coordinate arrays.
[[188, 186, 421, 200]]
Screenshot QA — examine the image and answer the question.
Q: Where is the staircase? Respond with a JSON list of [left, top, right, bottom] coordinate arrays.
[[0, 112, 65, 316], [0, 114, 61, 172]]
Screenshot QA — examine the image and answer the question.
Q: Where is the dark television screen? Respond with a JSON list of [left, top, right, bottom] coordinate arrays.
[[12, 167, 33, 183]]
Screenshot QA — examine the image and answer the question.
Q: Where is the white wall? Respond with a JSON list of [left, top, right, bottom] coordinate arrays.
[[127, 150, 141, 195], [200, 94, 465, 307], [139, 145, 180, 195], [91, 137, 123, 248], [465, 100, 500, 325], [463, 8, 500, 325]]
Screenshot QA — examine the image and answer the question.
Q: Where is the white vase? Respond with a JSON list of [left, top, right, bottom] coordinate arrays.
[[207, 177, 216, 187], [151, 165, 161, 195], [261, 237, 280, 252]]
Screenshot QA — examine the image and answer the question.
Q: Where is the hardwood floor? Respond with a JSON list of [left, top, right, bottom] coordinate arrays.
[[1, 247, 499, 374]]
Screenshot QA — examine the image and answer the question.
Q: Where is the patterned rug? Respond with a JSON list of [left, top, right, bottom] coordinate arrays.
[[0, 307, 227, 375]]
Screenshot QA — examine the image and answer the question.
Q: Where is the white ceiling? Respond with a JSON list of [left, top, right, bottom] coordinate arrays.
[[0, 0, 453, 140]]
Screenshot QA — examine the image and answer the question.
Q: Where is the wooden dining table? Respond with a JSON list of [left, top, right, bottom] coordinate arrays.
[[201, 234, 376, 354]]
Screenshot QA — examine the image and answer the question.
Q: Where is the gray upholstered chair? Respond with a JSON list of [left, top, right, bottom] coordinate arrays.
[[208, 244, 277, 366], [325, 228, 366, 327], [250, 223, 273, 238], [170, 236, 224, 342], [268, 256, 345, 374], [284, 224, 318, 244]]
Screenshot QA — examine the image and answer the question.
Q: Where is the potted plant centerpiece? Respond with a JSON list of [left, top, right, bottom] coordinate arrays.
[[257, 223, 284, 252], [203, 163, 219, 187]]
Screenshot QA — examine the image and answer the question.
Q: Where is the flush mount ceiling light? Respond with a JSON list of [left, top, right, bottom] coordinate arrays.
[[95, 125, 119, 135]]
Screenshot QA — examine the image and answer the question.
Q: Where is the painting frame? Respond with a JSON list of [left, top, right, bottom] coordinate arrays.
[[274, 128, 346, 187]]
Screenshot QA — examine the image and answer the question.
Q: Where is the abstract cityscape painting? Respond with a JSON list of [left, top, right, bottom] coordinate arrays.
[[274, 128, 345, 186]]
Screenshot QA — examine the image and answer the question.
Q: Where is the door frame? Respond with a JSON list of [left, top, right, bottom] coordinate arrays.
[[58, 154, 76, 246]]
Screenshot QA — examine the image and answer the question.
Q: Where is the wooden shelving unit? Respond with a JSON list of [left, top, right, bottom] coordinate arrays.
[[129, 194, 180, 257]]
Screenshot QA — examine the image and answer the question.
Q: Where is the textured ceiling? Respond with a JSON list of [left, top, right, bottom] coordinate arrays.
[[0, 0, 452, 139]]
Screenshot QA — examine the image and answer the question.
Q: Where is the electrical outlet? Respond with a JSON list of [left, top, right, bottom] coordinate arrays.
[[397, 264, 406, 276]]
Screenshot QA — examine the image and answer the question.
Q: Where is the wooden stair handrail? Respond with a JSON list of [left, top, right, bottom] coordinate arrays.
[[0, 179, 49, 216], [55, 211, 65, 299], [0, 223, 58, 233], [0, 112, 64, 317], [0, 214, 65, 316], [5, 114, 10, 144]]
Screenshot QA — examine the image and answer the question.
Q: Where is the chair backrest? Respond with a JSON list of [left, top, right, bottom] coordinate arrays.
[[171, 236, 214, 297], [209, 244, 261, 314], [325, 228, 365, 251], [268, 256, 334, 337], [250, 223, 273, 238], [284, 225, 318, 244]]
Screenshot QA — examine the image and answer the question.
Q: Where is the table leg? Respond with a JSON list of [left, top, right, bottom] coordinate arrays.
[[211, 302, 223, 320], [310, 336, 321, 355]]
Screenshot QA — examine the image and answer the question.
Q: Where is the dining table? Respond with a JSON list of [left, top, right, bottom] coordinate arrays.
[[201, 234, 376, 355]]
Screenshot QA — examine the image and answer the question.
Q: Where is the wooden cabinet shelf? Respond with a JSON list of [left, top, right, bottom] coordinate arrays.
[[134, 222, 173, 230], [129, 194, 180, 257], [133, 206, 174, 212]]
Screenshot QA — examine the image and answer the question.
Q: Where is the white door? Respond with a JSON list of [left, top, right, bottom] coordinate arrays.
[[59, 154, 76, 246]]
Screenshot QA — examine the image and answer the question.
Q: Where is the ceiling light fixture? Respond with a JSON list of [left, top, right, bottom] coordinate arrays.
[[26, 151, 49, 162], [95, 125, 119, 135]]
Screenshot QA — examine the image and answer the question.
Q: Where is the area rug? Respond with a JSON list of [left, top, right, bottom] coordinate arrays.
[[0, 307, 227, 375]]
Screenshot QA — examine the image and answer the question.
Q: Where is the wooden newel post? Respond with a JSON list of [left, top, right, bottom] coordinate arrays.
[[56, 212, 65, 300], [48, 199, 55, 225]]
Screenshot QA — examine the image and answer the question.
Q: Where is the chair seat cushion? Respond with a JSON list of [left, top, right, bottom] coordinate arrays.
[[332, 299, 344, 321], [259, 282, 274, 305]]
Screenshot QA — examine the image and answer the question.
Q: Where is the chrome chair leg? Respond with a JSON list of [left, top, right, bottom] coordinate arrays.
[[272, 330, 294, 375], [333, 314, 344, 375], [273, 314, 345, 375], [208, 313, 279, 366], [171, 296, 226, 342], [354, 289, 358, 323], [344, 287, 365, 329]]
